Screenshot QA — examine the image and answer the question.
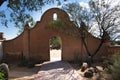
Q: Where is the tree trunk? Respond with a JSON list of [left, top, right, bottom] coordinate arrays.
[[82, 37, 104, 66], [91, 39, 104, 58], [82, 37, 91, 56]]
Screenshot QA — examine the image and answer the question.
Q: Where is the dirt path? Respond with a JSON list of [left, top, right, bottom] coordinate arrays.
[[9, 64, 40, 80], [34, 61, 83, 80], [9, 49, 82, 80], [9, 61, 83, 80]]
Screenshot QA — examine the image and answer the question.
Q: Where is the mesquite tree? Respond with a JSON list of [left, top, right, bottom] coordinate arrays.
[[62, 0, 120, 62]]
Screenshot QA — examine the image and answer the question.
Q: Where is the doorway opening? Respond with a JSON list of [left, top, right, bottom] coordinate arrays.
[[49, 36, 62, 61], [0, 42, 3, 61]]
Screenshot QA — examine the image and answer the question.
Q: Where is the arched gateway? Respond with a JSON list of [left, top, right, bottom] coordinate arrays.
[[2, 8, 109, 62]]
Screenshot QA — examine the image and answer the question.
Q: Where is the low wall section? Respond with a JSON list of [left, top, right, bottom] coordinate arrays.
[[108, 45, 120, 54]]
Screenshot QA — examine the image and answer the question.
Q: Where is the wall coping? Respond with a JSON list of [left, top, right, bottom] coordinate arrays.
[[109, 45, 120, 48]]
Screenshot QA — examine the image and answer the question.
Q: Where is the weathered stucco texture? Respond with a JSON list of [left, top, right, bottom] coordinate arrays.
[[3, 8, 109, 62]]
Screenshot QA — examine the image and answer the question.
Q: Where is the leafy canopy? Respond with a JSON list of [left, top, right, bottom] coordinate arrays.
[[0, 0, 67, 32], [62, 0, 120, 40]]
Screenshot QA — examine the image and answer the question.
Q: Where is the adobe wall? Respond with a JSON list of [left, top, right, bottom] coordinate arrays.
[[29, 8, 83, 61], [108, 45, 120, 54], [3, 34, 23, 61], [3, 27, 30, 61], [3, 8, 109, 62], [85, 33, 109, 58]]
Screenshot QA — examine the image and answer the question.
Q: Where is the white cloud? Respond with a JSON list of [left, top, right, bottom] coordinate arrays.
[[79, 2, 89, 9], [107, 0, 120, 8]]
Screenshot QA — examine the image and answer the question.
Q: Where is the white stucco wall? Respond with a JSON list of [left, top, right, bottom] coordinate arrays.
[[0, 42, 3, 61]]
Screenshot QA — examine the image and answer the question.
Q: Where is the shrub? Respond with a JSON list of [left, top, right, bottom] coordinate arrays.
[[46, 19, 65, 30], [0, 63, 9, 80], [103, 53, 120, 80], [0, 72, 6, 80], [110, 54, 120, 80], [49, 36, 61, 50], [111, 40, 120, 45]]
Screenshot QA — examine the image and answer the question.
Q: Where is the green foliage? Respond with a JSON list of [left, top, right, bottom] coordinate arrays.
[[0, 64, 8, 80], [103, 53, 120, 80], [0, 72, 5, 80], [62, 2, 92, 28], [62, 0, 120, 40], [0, 0, 67, 30], [46, 19, 65, 30], [111, 40, 120, 45], [110, 54, 120, 80], [89, 0, 120, 40], [62, 0, 120, 61], [50, 36, 61, 49]]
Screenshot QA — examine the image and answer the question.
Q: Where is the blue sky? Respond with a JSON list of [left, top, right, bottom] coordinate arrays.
[[0, 0, 89, 40]]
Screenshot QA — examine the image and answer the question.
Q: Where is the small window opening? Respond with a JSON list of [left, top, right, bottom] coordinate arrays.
[[53, 13, 57, 20]]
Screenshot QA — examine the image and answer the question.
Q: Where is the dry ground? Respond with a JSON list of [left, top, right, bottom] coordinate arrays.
[[8, 49, 109, 80], [9, 64, 40, 80], [9, 49, 62, 80]]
